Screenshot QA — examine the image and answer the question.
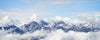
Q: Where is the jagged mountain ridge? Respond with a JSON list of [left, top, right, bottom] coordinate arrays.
[[0, 15, 100, 34]]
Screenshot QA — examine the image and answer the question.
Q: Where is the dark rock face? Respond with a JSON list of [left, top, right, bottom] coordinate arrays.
[[0, 25, 24, 34], [41, 20, 48, 27], [23, 21, 41, 32]]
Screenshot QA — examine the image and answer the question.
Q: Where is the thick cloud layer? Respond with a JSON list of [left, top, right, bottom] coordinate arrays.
[[0, 30, 100, 40]]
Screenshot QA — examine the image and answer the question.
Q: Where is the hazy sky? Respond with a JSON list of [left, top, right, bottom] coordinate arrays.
[[0, 0, 100, 19]]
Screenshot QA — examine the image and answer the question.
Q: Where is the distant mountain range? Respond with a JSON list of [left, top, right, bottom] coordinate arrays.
[[0, 14, 100, 34]]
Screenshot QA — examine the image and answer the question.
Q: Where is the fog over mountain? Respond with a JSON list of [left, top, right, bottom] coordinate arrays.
[[0, 14, 100, 40]]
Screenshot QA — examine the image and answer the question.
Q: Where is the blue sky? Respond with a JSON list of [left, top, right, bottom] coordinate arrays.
[[0, 0, 100, 19]]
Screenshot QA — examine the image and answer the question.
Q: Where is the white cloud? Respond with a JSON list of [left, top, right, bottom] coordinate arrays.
[[33, 0, 72, 13], [0, 29, 100, 40], [78, 11, 100, 17], [0, 12, 100, 40], [0, 0, 74, 19], [0, 8, 35, 20]]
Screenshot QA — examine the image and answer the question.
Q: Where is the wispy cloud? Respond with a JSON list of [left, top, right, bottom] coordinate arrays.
[[78, 11, 100, 17], [0, 8, 34, 19], [33, 0, 72, 12]]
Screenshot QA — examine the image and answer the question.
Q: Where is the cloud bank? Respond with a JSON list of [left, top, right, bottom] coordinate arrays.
[[0, 14, 100, 40]]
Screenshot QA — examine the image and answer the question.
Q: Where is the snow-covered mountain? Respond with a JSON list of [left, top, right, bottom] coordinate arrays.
[[0, 14, 100, 40], [0, 15, 100, 34]]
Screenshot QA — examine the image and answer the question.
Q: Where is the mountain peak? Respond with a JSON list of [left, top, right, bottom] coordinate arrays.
[[30, 14, 37, 20]]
